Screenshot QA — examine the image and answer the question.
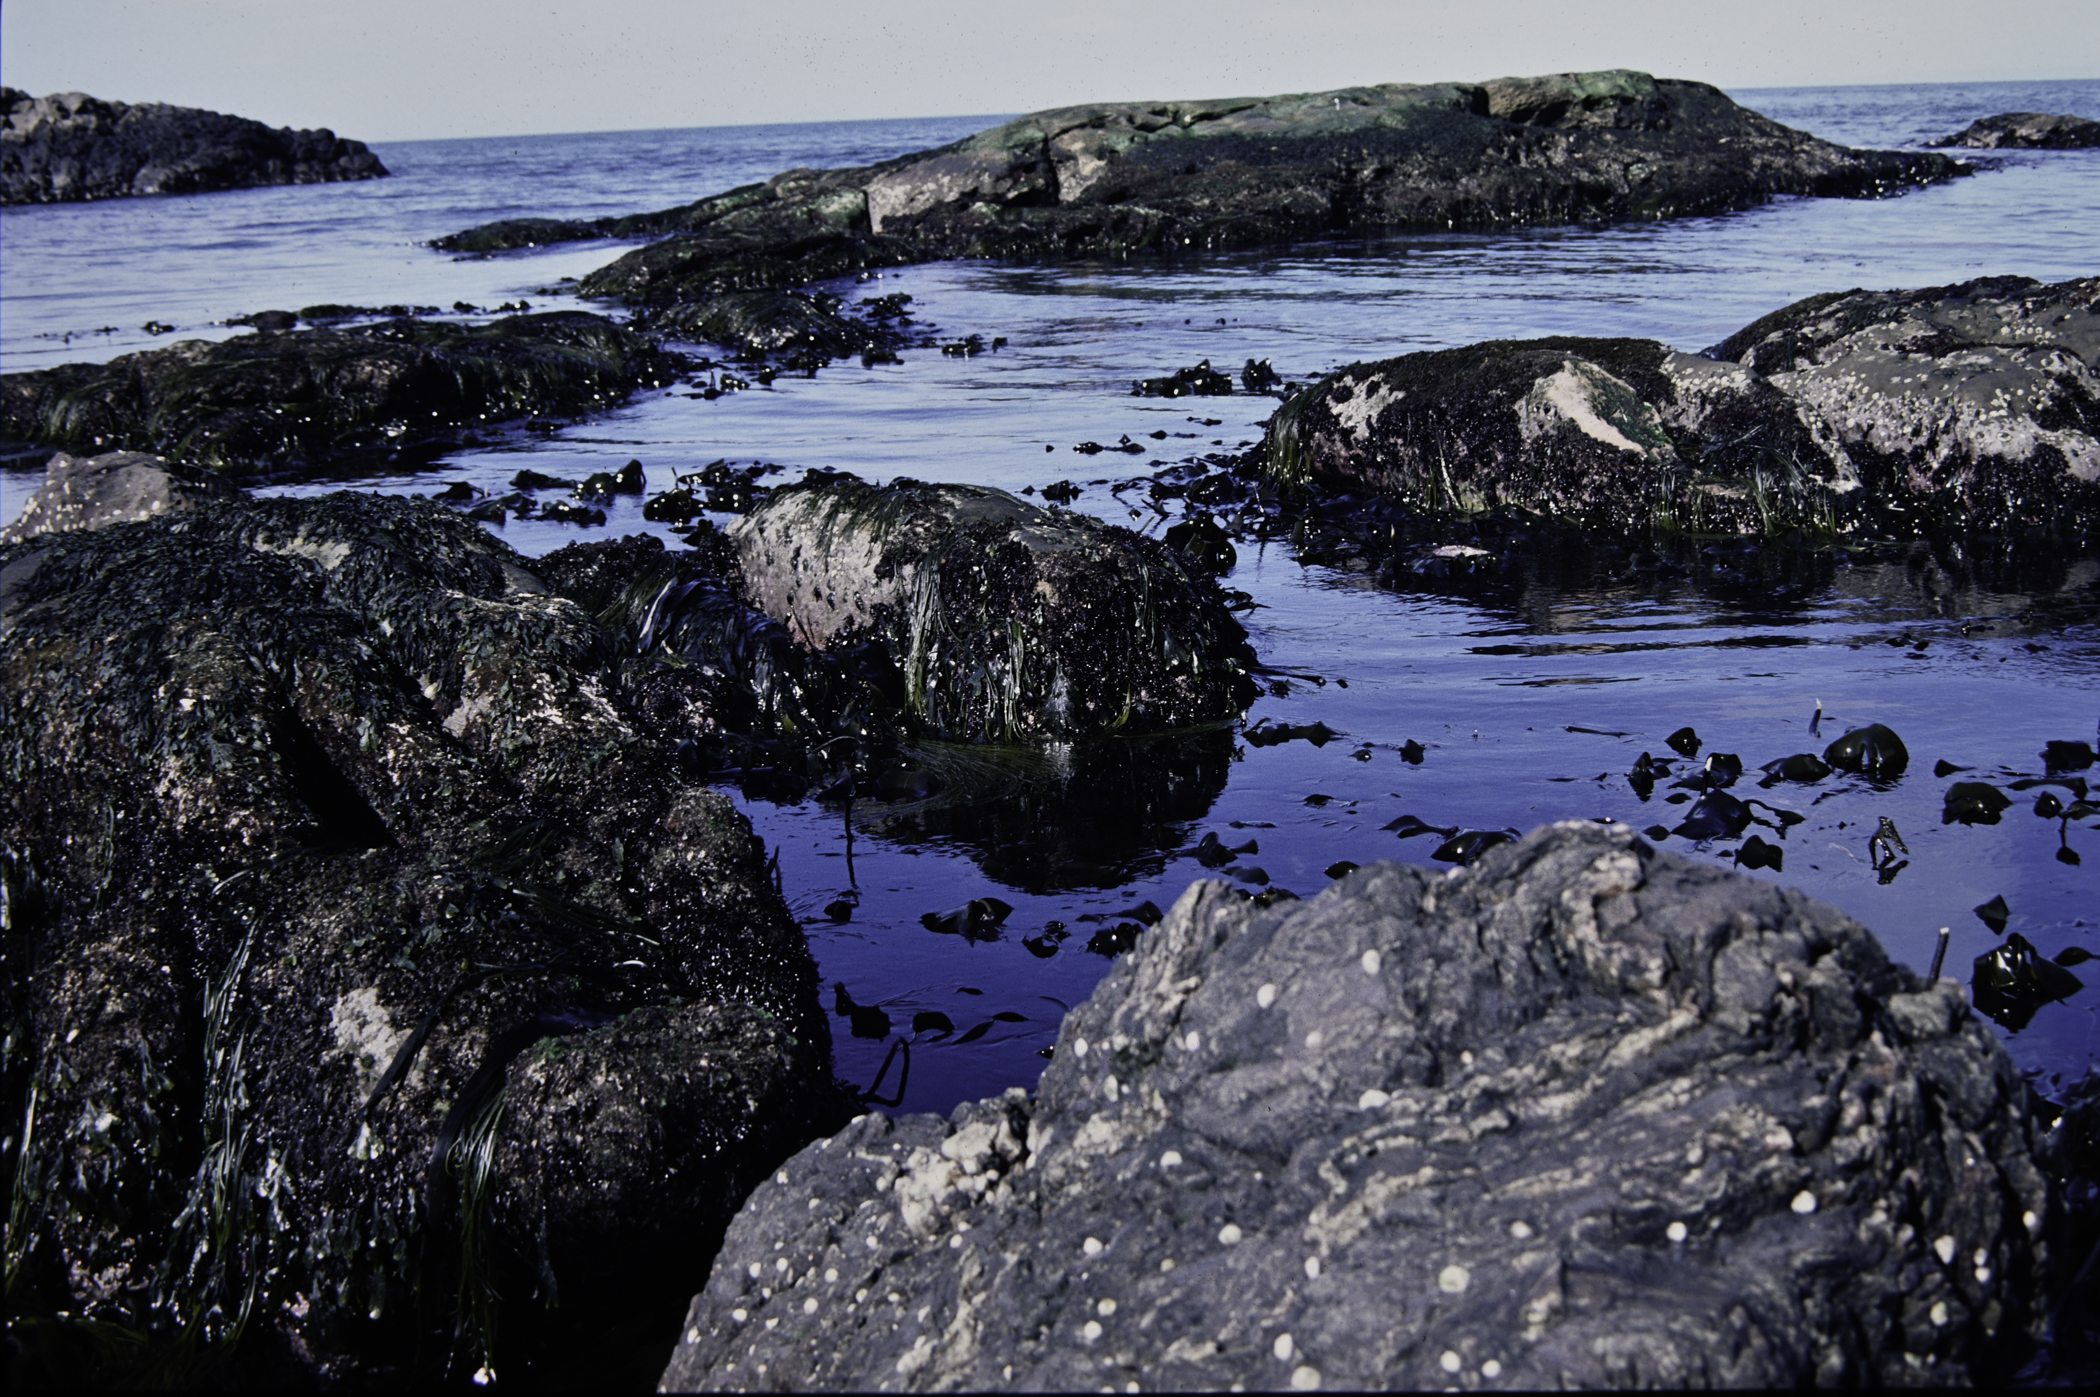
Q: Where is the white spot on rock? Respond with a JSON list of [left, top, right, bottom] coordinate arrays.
[[1304, 1256, 1321, 1279], [1931, 1300, 1950, 1327], [1257, 983, 1278, 1009], [1361, 949, 1381, 975], [1666, 1221, 1688, 1243], [1290, 1366, 1322, 1391], [802, 1297, 818, 1314], [1082, 1320, 1103, 1342], [1438, 1264, 1470, 1293], [1185, 1030, 1201, 1051], [1509, 1220, 1533, 1240], [1305, 1030, 1324, 1050], [1357, 1088, 1391, 1110], [1791, 1191, 1818, 1215], [1482, 1358, 1503, 1378], [1084, 1236, 1104, 1255], [1274, 1333, 1295, 1361], [1074, 1036, 1089, 1058], [1219, 1223, 1244, 1245], [1935, 1234, 1957, 1264], [1160, 1150, 1183, 1168], [1098, 1298, 1117, 1316], [1441, 1350, 1463, 1373]]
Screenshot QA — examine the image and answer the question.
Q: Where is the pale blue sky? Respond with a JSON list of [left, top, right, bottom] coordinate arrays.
[[5, 0, 2096, 142]]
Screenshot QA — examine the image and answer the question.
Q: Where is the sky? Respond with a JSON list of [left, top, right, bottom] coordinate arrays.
[[4, 0, 2097, 143]]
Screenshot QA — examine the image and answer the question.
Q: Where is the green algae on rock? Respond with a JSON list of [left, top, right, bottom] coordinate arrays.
[[1262, 275, 2100, 540], [729, 475, 1259, 744], [437, 70, 1959, 306], [0, 493, 848, 1384], [0, 312, 681, 478]]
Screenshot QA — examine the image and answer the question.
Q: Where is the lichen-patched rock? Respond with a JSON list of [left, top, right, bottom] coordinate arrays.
[[730, 476, 1257, 743], [1265, 275, 2100, 539], [661, 823, 2053, 1391], [0, 494, 848, 1385], [0, 449, 237, 544]]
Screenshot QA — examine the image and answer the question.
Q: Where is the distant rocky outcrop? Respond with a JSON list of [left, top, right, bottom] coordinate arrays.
[[0, 312, 680, 477], [1, 87, 387, 204], [1, 493, 851, 1385], [433, 70, 1960, 302], [1930, 112, 2100, 150], [1263, 274, 2100, 539], [661, 822, 2055, 1390]]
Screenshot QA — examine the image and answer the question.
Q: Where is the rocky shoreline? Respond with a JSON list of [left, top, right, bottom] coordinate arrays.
[[2, 88, 387, 205]]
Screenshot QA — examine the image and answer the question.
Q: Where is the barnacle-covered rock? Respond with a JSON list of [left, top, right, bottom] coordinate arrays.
[[662, 822, 2056, 1391], [0, 448, 237, 543], [0, 493, 847, 1385], [729, 474, 1258, 743], [1263, 275, 2100, 539]]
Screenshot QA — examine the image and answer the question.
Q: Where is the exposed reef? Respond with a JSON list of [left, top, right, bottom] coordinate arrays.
[[2, 87, 387, 205], [433, 70, 1960, 305], [1930, 112, 2100, 150], [1262, 274, 2100, 541], [1, 492, 850, 1385], [0, 312, 680, 478]]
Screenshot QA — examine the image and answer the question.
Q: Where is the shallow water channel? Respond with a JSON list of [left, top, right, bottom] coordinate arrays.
[[5, 79, 2098, 1115]]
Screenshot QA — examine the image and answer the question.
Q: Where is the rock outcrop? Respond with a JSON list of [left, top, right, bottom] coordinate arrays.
[[1, 494, 849, 1385], [0, 312, 680, 477], [727, 475, 1258, 743], [1263, 274, 2100, 539], [1, 87, 387, 204], [1930, 112, 2100, 150], [433, 70, 1959, 303], [0, 449, 237, 543], [662, 822, 2056, 1391]]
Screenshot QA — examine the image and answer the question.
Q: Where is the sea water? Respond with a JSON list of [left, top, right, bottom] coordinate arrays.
[[4, 79, 2098, 1114]]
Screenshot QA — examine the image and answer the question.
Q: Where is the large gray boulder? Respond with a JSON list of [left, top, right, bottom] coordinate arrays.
[[0, 448, 236, 543], [0, 494, 847, 1385], [1, 87, 387, 204], [1264, 274, 2100, 538], [662, 823, 2054, 1390], [729, 475, 1257, 743], [433, 71, 1958, 301]]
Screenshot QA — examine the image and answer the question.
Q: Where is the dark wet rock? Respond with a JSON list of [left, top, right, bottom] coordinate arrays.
[[0, 493, 848, 1385], [662, 822, 2055, 1391], [1930, 112, 2100, 150], [440, 71, 1955, 302], [1263, 275, 2100, 539], [0, 312, 680, 477], [641, 288, 918, 360], [730, 474, 1257, 743], [0, 448, 237, 543], [1, 87, 386, 204]]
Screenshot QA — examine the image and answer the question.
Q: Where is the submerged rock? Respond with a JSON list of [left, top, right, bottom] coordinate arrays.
[[0, 448, 237, 543], [0, 494, 848, 1385], [729, 475, 1258, 743], [1264, 274, 2100, 538], [641, 288, 918, 360], [0, 312, 680, 477], [662, 822, 2055, 1391], [1930, 112, 2100, 150], [1, 86, 387, 204], [435, 70, 1957, 302]]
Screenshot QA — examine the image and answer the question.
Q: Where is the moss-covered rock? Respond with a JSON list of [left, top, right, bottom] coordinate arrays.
[[0, 494, 848, 1384], [1262, 275, 2100, 540], [443, 71, 1961, 305], [0, 312, 682, 478]]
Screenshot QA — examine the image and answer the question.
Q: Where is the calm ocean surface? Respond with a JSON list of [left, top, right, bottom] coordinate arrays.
[[5, 79, 2098, 1113]]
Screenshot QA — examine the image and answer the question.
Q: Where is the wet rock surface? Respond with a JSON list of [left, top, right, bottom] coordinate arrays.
[[436, 70, 1957, 302], [2, 87, 386, 204], [662, 822, 2059, 1391], [1930, 112, 2100, 150], [0, 311, 681, 478], [729, 475, 1258, 743], [1264, 274, 2100, 540], [0, 449, 238, 544], [0, 494, 850, 1385]]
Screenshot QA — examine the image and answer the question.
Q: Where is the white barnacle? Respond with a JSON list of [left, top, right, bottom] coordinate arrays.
[[1274, 1333, 1295, 1360], [1073, 1036, 1089, 1058], [1290, 1366, 1322, 1390], [1304, 1256, 1320, 1279], [1482, 1358, 1503, 1378], [1934, 1234, 1957, 1264], [1357, 1088, 1391, 1110], [1438, 1264, 1470, 1293], [1361, 949, 1381, 975], [731, 1308, 748, 1323], [1084, 1236, 1105, 1255], [1219, 1223, 1244, 1245], [1666, 1220, 1688, 1243], [1305, 1030, 1324, 1050], [1257, 982, 1278, 1009], [1930, 1300, 1950, 1327], [1440, 1350, 1462, 1373], [1082, 1320, 1103, 1342], [825, 1268, 838, 1282], [1098, 1298, 1117, 1316], [1160, 1150, 1183, 1168], [1185, 1030, 1201, 1051], [802, 1297, 818, 1314], [1509, 1220, 1533, 1240], [748, 1262, 763, 1279], [1791, 1191, 1818, 1215]]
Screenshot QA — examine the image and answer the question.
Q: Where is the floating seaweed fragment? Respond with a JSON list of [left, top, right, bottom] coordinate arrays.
[[1868, 816, 1909, 868], [1133, 359, 1233, 397], [831, 983, 892, 1039], [920, 897, 1014, 941], [1702, 753, 1744, 788], [1085, 922, 1144, 956], [1666, 726, 1702, 758], [1759, 752, 1832, 786], [1944, 781, 2012, 826], [1627, 751, 1672, 799], [1400, 740, 1426, 764], [1384, 814, 1455, 840], [1039, 480, 1081, 503], [1022, 922, 1069, 958], [1933, 759, 1971, 778], [1164, 513, 1236, 573], [1241, 358, 1283, 392], [823, 891, 859, 923], [2057, 947, 2095, 967], [1824, 723, 1909, 777], [2043, 740, 2098, 772], [1431, 829, 1516, 865], [913, 1011, 955, 1036], [1674, 789, 1751, 841], [1325, 860, 1360, 879], [1643, 824, 1670, 841], [1975, 894, 2011, 934], [1735, 834, 1784, 872], [1243, 719, 1341, 748], [1972, 932, 2086, 1031], [1193, 832, 1258, 867]]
